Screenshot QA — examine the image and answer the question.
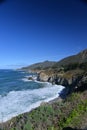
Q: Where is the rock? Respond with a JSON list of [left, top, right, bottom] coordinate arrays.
[[75, 73, 87, 92], [28, 76, 34, 80], [37, 72, 49, 82]]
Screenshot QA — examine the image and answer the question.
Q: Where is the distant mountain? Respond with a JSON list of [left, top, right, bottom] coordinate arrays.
[[21, 49, 87, 71], [21, 60, 56, 71], [53, 49, 87, 67]]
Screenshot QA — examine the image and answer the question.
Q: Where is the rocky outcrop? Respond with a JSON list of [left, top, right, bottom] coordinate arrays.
[[37, 70, 87, 93], [37, 71, 50, 82], [75, 73, 87, 92], [48, 76, 69, 86], [28, 76, 34, 80]]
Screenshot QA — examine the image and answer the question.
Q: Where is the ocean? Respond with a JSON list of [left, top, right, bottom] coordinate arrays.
[[0, 69, 64, 122]]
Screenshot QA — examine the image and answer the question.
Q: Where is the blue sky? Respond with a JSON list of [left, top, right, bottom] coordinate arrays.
[[0, 0, 87, 69]]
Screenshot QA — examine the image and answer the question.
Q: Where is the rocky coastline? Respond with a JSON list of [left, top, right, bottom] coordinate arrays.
[[21, 49, 87, 95], [0, 49, 87, 130], [37, 69, 87, 94]]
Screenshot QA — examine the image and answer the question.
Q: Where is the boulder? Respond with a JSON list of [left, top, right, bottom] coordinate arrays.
[[28, 76, 34, 80]]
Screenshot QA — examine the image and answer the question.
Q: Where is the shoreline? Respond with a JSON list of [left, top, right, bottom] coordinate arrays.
[[2, 95, 64, 123], [0, 94, 63, 128], [0, 80, 65, 123]]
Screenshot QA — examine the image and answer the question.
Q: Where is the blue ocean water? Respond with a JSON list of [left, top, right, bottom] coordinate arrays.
[[0, 69, 64, 122]]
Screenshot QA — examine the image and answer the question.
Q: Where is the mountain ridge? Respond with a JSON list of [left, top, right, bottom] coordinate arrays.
[[21, 60, 56, 71], [21, 49, 87, 71], [53, 49, 87, 67]]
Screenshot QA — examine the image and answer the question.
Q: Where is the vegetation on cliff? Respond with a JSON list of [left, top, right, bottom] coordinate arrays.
[[0, 91, 87, 130]]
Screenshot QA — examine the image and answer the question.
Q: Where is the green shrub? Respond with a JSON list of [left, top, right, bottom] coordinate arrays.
[[58, 99, 87, 129], [24, 121, 33, 130]]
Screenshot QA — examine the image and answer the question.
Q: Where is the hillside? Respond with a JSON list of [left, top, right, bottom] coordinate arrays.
[[21, 60, 56, 71], [21, 49, 87, 71], [53, 49, 87, 67], [37, 49, 87, 93]]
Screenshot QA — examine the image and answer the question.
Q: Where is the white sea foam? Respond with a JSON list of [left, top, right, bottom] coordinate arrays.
[[21, 78, 32, 82], [0, 83, 64, 123], [21, 75, 37, 82], [20, 71, 25, 73]]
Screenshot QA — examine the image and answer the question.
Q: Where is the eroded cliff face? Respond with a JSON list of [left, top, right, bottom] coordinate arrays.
[[37, 69, 87, 93], [37, 71, 50, 82]]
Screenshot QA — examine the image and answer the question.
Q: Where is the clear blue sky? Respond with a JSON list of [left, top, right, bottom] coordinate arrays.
[[0, 0, 87, 69]]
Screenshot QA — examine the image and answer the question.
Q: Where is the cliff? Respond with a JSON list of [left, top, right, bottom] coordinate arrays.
[[20, 49, 87, 93], [37, 69, 87, 93], [35, 49, 87, 93]]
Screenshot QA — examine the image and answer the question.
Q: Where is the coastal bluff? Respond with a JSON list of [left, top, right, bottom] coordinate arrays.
[[21, 49, 87, 93], [37, 69, 87, 93]]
